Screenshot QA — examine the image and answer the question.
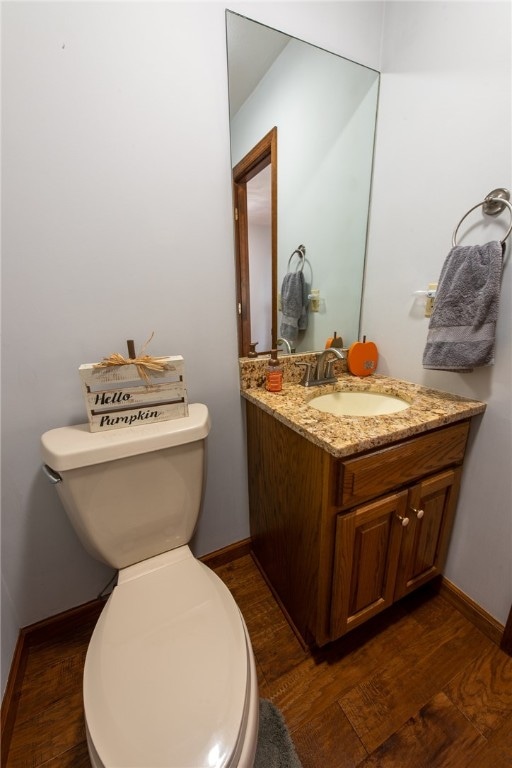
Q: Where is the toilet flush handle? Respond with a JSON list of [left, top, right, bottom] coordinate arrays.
[[41, 464, 62, 484]]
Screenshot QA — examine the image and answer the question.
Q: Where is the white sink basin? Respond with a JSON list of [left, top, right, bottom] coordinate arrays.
[[308, 391, 410, 417]]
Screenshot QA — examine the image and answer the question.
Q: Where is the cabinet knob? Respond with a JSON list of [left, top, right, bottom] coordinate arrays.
[[397, 514, 410, 527], [411, 508, 425, 519]]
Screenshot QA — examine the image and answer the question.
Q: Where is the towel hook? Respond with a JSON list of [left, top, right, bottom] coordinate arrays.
[[287, 244, 306, 272], [452, 188, 512, 247]]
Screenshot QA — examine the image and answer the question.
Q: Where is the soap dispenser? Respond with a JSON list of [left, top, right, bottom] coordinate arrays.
[[265, 349, 283, 392]]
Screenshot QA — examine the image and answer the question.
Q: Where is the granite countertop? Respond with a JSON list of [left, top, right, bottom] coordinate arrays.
[[241, 374, 486, 458]]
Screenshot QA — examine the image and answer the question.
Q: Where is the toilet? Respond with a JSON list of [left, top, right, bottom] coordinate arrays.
[[41, 403, 259, 768]]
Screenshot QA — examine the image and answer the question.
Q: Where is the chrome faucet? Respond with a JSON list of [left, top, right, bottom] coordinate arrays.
[[315, 347, 346, 382], [277, 337, 293, 354], [296, 347, 347, 387]]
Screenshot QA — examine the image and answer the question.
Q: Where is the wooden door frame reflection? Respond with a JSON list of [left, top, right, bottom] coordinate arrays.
[[233, 126, 277, 357]]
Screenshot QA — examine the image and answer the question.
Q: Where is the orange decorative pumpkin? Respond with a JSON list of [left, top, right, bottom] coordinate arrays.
[[325, 332, 344, 349], [347, 339, 378, 377]]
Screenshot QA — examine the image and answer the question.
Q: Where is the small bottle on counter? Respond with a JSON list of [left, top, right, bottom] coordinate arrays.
[[265, 349, 283, 392]]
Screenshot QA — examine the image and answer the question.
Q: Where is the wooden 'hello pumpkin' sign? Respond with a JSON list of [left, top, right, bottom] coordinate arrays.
[[79, 339, 188, 432]]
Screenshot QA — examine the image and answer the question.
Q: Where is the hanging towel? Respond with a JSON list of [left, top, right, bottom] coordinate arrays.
[[280, 270, 309, 341], [298, 274, 309, 331], [422, 240, 504, 371]]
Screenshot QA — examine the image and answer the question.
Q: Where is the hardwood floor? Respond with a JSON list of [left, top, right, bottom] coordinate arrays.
[[3, 553, 512, 767]]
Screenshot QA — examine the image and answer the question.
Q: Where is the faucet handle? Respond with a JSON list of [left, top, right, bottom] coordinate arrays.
[[295, 361, 314, 386]]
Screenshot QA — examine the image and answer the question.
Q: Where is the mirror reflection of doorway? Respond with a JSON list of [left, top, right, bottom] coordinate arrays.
[[246, 166, 272, 352], [233, 127, 277, 357]]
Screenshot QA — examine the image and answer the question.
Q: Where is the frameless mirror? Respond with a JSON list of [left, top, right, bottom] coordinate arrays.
[[226, 11, 379, 356]]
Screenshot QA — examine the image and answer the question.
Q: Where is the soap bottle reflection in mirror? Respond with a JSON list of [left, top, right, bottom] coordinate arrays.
[[265, 350, 283, 392]]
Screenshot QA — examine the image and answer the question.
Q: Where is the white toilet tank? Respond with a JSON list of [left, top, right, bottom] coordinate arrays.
[[41, 403, 211, 570]]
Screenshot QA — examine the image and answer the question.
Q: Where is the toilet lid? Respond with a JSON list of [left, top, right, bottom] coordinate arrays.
[[84, 549, 250, 768]]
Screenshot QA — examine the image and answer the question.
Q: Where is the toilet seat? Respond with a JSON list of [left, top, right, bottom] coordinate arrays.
[[84, 547, 258, 768]]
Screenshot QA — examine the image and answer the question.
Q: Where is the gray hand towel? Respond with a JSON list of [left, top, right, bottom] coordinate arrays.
[[422, 240, 504, 371], [280, 271, 309, 341], [298, 273, 310, 331]]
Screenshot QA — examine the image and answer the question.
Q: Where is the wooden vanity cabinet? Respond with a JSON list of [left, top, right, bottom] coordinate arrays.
[[330, 490, 407, 638], [330, 467, 462, 638], [246, 401, 470, 647]]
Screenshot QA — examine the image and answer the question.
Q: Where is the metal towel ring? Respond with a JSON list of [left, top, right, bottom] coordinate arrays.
[[287, 244, 306, 271], [452, 188, 512, 247]]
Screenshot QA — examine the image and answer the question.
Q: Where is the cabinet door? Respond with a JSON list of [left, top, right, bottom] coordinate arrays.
[[394, 468, 462, 600], [331, 491, 408, 639]]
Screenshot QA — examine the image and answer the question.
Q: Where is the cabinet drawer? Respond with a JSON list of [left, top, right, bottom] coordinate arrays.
[[336, 421, 469, 508]]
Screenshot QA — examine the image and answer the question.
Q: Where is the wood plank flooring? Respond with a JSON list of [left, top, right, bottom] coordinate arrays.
[[3, 553, 512, 767]]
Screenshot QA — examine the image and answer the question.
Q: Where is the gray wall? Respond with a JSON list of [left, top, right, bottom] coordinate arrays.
[[1, 0, 384, 695], [2, 1, 510, 698], [365, 0, 511, 625]]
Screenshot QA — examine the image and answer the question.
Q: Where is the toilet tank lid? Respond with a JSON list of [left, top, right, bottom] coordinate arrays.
[[41, 403, 210, 471]]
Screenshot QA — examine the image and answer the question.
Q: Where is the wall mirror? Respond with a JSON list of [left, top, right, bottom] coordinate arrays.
[[226, 11, 380, 357]]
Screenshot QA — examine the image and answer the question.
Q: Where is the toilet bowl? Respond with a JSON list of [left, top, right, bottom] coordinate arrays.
[[41, 404, 259, 768], [85, 547, 259, 768]]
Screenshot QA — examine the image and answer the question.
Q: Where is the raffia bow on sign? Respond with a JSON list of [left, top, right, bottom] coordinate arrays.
[[93, 333, 172, 384]]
